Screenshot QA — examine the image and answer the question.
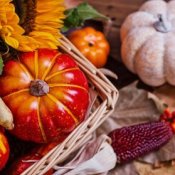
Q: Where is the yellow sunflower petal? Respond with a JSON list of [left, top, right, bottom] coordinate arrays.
[[12, 25, 25, 35], [38, 41, 58, 49], [4, 36, 19, 48], [17, 35, 39, 52], [0, 0, 26, 50], [0, 8, 7, 24], [29, 31, 59, 42]]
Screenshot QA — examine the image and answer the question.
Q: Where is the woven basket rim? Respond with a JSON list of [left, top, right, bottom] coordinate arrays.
[[22, 35, 119, 175]]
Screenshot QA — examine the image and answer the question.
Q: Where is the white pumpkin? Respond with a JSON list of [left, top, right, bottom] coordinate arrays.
[[121, 0, 175, 86]]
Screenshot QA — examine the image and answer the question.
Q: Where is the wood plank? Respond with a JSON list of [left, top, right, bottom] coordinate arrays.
[[68, 0, 147, 26], [106, 26, 121, 60]]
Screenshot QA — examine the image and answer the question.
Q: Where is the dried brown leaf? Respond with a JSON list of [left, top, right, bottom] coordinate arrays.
[[154, 84, 175, 111], [134, 161, 175, 175], [108, 162, 138, 175], [147, 92, 167, 113]]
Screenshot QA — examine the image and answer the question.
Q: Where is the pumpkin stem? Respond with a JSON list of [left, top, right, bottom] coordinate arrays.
[[154, 14, 172, 33], [29, 79, 49, 97]]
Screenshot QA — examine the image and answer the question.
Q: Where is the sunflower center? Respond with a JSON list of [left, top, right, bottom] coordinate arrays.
[[29, 79, 49, 97], [21, 0, 37, 34]]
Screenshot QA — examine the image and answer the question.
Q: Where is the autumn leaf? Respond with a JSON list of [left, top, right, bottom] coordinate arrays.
[[154, 84, 175, 112], [108, 162, 138, 175], [134, 161, 175, 175], [147, 92, 167, 113]]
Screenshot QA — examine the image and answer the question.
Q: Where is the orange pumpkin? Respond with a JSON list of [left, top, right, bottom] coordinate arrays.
[[0, 129, 9, 170], [0, 49, 89, 143], [69, 27, 110, 68]]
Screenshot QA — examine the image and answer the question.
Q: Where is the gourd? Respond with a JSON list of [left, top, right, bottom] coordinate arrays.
[[121, 0, 175, 86], [69, 27, 110, 68]]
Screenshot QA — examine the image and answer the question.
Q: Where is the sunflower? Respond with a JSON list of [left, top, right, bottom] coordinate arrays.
[[0, 0, 65, 52], [0, 0, 25, 49], [20, 0, 65, 51]]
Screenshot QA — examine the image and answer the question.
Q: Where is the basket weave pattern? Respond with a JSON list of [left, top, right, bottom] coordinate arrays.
[[22, 35, 119, 175]]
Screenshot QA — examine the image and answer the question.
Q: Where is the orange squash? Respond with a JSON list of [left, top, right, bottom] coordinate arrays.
[[69, 27, 110, 68]]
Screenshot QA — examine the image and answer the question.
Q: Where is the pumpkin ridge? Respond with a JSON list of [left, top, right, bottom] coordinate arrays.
[[45, 67, 80, 81], [122, 27, 156, 73], [134, 34, 165, 86], [47, 93, 79, 125], [37, 97, 47, 142], [34, 50, 39, 79], [18, 62, 34, 80], [133, 31, 157, 73], [162, 34, 166, 82], [164, 35, 175, 84], [49, 83, 88, 92], [41, 53, 61, 81], [2, 89, 29, 99], [120, 11, 154, 41]]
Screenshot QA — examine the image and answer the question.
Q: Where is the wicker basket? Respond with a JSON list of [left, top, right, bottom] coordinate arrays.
[[22, 35, 119, 175]]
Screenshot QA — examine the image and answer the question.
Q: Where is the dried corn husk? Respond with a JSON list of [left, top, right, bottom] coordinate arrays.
[[0, 98, 14, 130], [53, 135, 117, 175]]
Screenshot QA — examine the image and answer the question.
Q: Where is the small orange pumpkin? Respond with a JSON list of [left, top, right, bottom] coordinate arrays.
[[69, 27, 110, 68]]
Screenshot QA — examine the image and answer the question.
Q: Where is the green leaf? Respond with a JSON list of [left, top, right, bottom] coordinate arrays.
[[62, 2, 109, 32], [77, 2, 108, 21], [64, 9, 83, 28], [0, 55, 4, 75]]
